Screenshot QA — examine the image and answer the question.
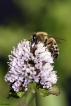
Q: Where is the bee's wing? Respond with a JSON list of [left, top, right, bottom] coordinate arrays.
[[48, 35, 66, 44], [54, 39, 61, 44]]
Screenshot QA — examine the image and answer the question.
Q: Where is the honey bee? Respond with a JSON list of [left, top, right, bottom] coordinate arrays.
[[31, 32, 65, 59]]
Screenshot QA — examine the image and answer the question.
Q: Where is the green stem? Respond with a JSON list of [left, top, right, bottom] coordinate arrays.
[[26, 92, 36, 106], [19, 92, 37, 106]]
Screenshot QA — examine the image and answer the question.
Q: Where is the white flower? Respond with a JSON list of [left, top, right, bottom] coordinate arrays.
[[5, 40, 58, 92]]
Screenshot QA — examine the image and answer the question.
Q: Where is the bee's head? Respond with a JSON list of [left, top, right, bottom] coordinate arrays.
[[31, 33, 38, 44]]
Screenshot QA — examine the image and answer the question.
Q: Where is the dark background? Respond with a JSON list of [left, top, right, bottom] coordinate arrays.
[[0, 0, 71, 106]]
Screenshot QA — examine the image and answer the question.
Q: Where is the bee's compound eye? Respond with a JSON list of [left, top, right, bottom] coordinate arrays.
[[32, 34, 37, 44], [33, 34, 37, 40]]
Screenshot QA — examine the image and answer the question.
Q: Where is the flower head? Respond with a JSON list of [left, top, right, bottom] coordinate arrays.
[[5, 39, 58, 93]]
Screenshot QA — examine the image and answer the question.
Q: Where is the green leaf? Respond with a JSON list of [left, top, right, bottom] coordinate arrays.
[[48, 85, 60, 96], [38, 85, 60, 97], [7, 89, 24, 99], [16, 91, 24, 98], [38, 88, 50, 97]]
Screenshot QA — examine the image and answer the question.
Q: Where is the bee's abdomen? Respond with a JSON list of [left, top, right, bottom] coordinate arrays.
[[53, 47, 59, 58], [54, 52, 59, 58], [48, 44, 59, 59]]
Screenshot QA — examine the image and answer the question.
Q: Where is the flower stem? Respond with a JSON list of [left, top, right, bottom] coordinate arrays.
[[26, 92, 37, 106], [19, 92, 37, 106]]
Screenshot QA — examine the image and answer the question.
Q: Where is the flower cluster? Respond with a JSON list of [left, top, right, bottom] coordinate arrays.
[[5, 39, 57, 92]]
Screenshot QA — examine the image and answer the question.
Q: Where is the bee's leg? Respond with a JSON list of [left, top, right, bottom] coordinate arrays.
[[44, 39, 48, 46], [30, 39, 34, 45], [50, 46, 54, 55]]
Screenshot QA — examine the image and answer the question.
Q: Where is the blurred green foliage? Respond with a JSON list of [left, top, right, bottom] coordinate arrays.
[[0, 0, 71, 106]]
